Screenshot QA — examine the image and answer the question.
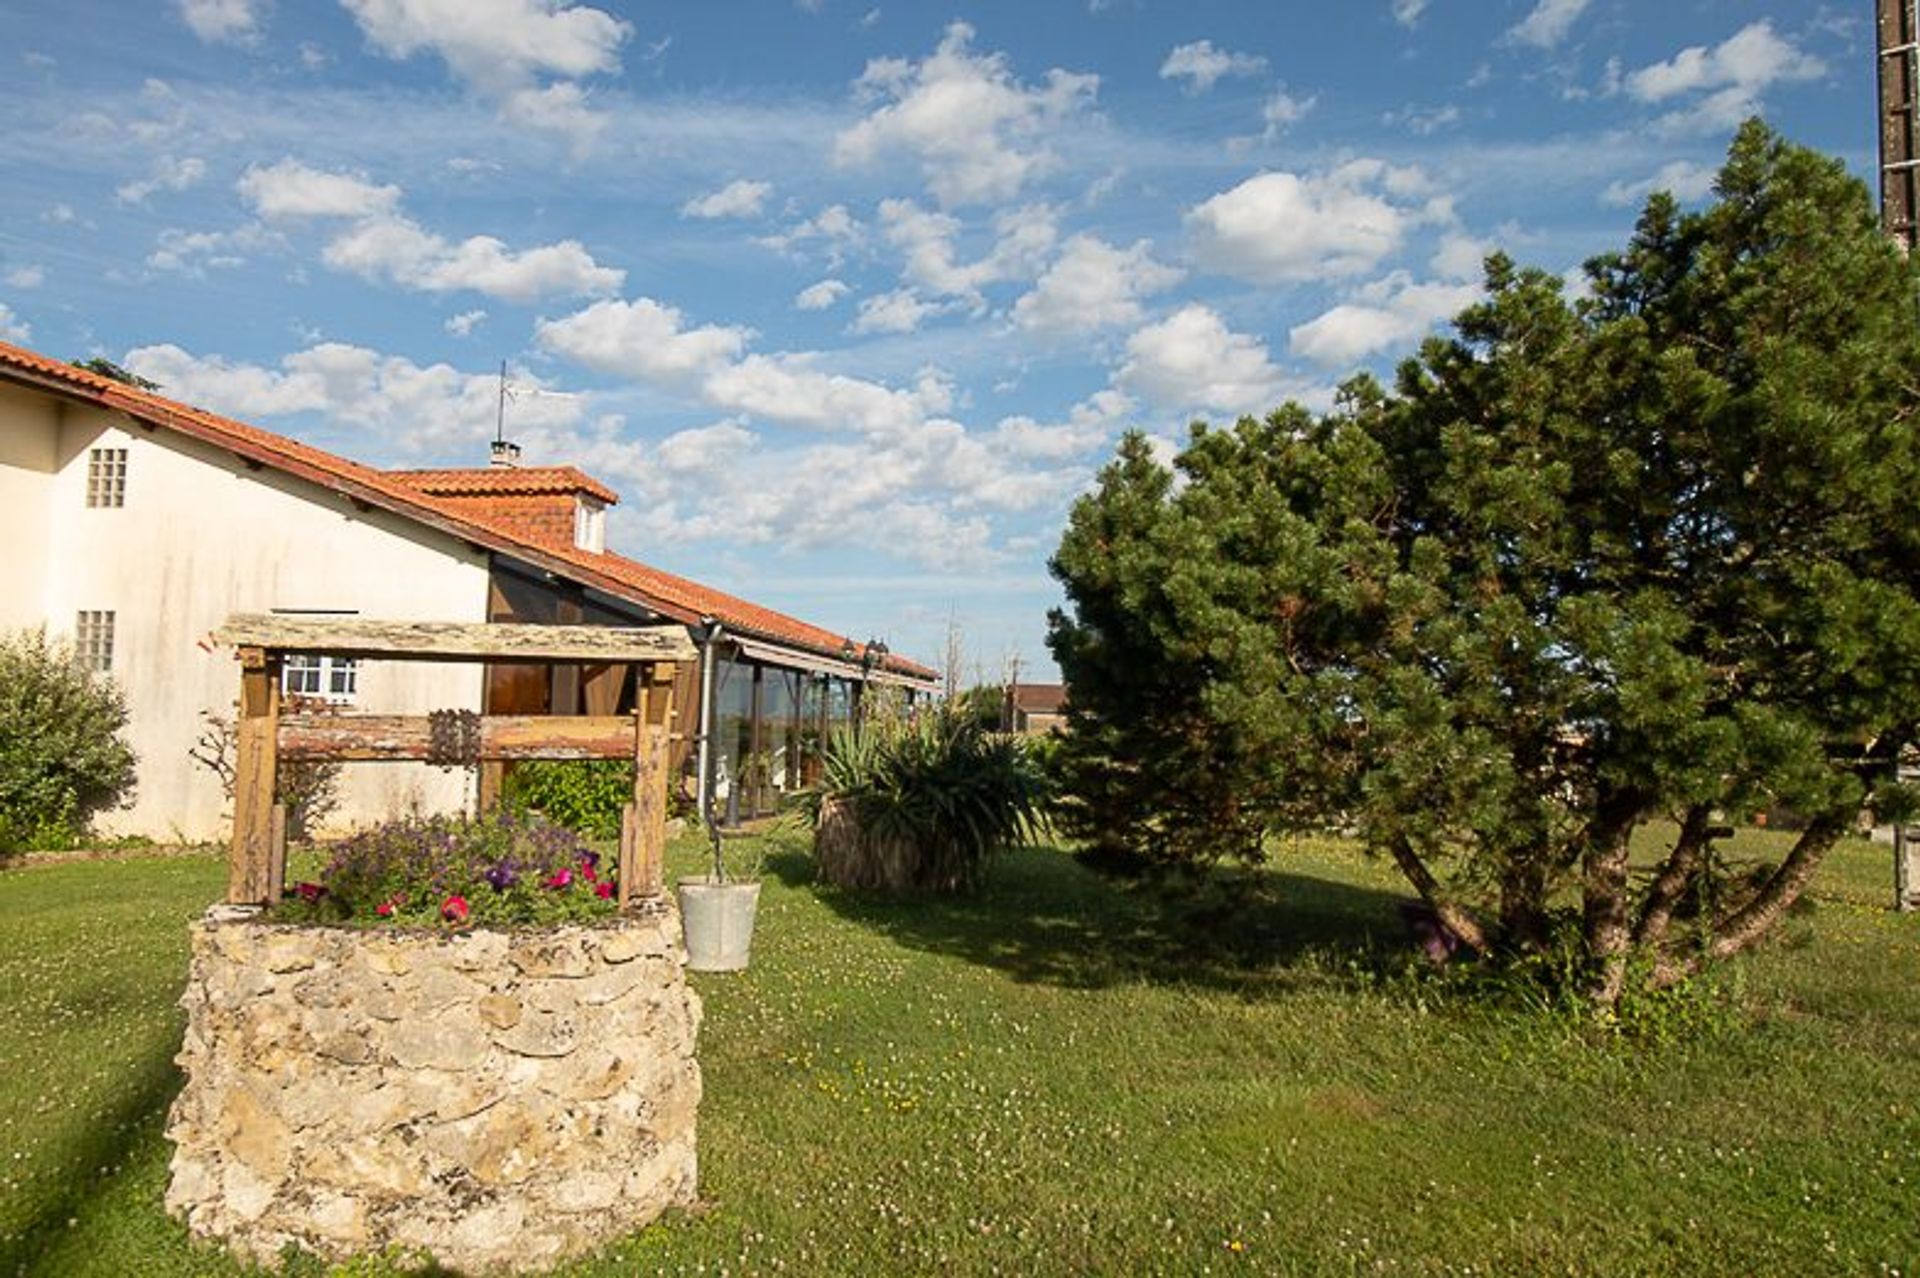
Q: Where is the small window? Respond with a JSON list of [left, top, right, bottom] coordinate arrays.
[[282, 654, 358, 704], [75, 611, 114, 673], [86, 448, 127, 508], [574, 498, 605, 553]]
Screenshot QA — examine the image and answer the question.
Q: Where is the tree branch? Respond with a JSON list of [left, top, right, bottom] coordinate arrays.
[[1631, 804, 1714, 949], [1652, 811, 1848, 987], [1385, 833, 1491, 954]]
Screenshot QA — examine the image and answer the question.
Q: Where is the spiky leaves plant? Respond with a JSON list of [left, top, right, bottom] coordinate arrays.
[[813, 709, 1049, 892]]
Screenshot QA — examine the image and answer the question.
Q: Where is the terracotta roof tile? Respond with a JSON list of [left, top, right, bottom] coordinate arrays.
[[388, 466, 618, 504], [0, 338, 936, 684]]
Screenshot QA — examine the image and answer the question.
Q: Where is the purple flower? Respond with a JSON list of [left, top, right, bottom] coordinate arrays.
[[580, 850, 601, 871], [485, 862, 519, 892]]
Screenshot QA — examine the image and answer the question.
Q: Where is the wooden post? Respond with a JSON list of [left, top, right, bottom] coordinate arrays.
[[227, 647, 282, 905], [621, 663, 675, 904]]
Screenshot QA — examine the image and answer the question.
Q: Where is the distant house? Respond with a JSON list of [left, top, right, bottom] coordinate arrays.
[[1006, 683, 1067, 736], [0, 338, 936, 841]]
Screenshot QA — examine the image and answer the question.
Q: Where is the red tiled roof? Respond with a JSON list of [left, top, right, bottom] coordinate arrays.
[[388, 466, 618, 505], [1011, 683, 1067, 713], [0, 339, 935, 684]]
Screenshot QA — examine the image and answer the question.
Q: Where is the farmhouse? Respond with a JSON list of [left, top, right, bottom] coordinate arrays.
[[0, 338, 936, 841]]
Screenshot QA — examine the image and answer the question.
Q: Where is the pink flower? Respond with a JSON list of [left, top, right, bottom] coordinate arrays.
[[375, 900, 395, 917], [580, 859, 598, 883], [546, 867, 573, 890], [594, 881, 615, 900], [440, 895, 470, 925], [293, 881, 326, 903]]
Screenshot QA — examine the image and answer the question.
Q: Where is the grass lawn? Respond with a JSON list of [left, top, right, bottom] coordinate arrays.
[[3, 829, 1918, 1276]]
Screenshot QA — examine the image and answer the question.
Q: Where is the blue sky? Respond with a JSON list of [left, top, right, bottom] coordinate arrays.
[[0, 0, 1871, 682]]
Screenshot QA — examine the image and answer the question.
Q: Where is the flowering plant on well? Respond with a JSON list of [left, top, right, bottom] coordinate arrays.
[[273, 809, 619, 928]]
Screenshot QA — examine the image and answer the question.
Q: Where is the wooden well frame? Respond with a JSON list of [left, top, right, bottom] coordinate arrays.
[[212, 614, 699, 909]]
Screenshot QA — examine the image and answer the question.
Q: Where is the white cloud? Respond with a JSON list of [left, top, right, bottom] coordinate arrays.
[[1624, 22, 1825, 133], [1429, 231, 1493, 282], [1391, 0, 1428, 27], [992, 388, 1133, 461], [114, 155, 206, 205], [834, 21, 1098, 207], [655, 420, 756, 474], [851, 289, 952, 335], [1011, 235, 1182, 335], [878, 198, 1056, 302], [5, 266, 45, 289], [1117, 304, 1294, 417], [1187, 161, 1427, 285], [323, 217, 622, 301], [1383, 103, 1460, 135], [445, 309, 487, 335], [146, 224, 279, 275], [1159, 40, 1266, 94], [1289, 272, 1479, 366], [1600, 159, 1716, 208], [758, 204, 863, 264], [680, 179, 772, 220], [235, 159, 621, 301], [0, 302, 31, 344], [701, 355, 954, 437], [123, 341, 588, 454], [1262, 86, 1317, 137], [239, 159, 401, 219], [178, 0, 262, 44], [341, 0, 630, 142], [41, 204, 78, 226], [535, 297, 749, 383], [1507, 0, 1591, 49], [795, 279, 851, 310]]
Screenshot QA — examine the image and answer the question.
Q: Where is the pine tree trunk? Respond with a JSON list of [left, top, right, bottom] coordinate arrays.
[[1582, 791, 1644, 1012]]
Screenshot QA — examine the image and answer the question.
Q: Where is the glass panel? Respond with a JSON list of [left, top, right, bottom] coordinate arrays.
[[712, 656, 754, 823], [761, 670, 798, 797]]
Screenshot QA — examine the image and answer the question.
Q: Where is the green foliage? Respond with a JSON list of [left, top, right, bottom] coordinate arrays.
[[811, 709, 1050, 891], [501, 758, 635, 839], [69, 357, 160, 389], [269, 809, 618, 929], [0, 628, 137, 854], [1048, 121, 1920, 1007]]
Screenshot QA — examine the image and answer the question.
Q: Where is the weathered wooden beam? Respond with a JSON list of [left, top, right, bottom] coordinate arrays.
[[628, 664, 675, 904], [214, 614, 698, 664], [228, 654, 282, 906], [278, 714, 642, 762]]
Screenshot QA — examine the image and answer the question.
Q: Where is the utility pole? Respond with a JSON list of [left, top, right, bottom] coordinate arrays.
[[1880, 0, 1920, 250]]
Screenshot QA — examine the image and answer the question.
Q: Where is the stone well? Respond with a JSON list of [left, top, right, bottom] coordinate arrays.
[[165, 905, 702, 1274]]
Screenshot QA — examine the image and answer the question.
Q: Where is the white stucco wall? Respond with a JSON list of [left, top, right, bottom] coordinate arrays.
[[5, 390, 492, 841], [0, 383, 58, 630]]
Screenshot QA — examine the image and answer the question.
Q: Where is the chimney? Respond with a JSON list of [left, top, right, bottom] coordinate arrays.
[[489, 439, 522, 468]]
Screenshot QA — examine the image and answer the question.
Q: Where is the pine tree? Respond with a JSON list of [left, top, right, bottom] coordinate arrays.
[[1048, 122, 1920, 1011]]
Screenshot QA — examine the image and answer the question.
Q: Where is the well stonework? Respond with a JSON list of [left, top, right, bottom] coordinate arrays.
[[166, 906, 702, 1273]]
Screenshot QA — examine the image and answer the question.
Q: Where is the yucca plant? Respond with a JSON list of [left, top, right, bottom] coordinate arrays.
[[811, 708, 1049, 892]]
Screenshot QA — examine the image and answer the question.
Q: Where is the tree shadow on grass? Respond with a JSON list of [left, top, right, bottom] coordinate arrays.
[[766, 844, 1419, 996], [0, 1027, 183, 1276]]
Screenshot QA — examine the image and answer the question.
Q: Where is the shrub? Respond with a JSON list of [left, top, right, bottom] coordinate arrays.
[[272, 808, 619, 928], [0, 629, 137, 854], [811, 710, 1049, 892], [502, 759, 634, 839]]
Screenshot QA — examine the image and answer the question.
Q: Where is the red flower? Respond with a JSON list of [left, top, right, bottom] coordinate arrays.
[[546, 867, 573, 890], [375, 900, 395, 917], [293, 881, 326, 903], [441, 895, 470, 925], [594, 880, 615, 900], [580, 858, 598, 883]]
